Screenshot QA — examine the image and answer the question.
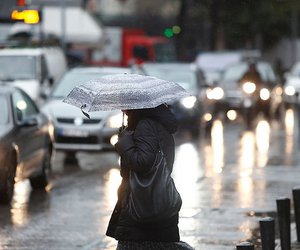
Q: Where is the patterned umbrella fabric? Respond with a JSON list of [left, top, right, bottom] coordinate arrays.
[[63, 73, 190, 112]]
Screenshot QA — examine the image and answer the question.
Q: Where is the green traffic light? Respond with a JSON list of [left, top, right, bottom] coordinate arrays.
[[164, 28, 174, 38]]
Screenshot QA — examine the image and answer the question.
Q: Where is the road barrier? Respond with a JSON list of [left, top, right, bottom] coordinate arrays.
[[236, 186, 300, 249], [236, 241, 255, 249], [260, 217, 275, 250]]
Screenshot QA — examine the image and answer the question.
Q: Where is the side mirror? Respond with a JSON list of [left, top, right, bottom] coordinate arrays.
[[20, 117, 38, 127]]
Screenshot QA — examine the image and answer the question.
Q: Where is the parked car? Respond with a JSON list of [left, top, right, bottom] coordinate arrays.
[[0, 47, 68, 103], [283, 61, 300, 107], [208, 61, 283, 126], [41, 67, 132, 160], [0, 86, 53, 204], [139, 62, 212, 134]]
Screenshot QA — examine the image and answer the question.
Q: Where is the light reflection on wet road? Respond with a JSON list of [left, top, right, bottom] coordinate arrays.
[[1, 108, 300, 249]]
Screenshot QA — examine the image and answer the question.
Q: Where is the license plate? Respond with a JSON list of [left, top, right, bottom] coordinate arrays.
[[62, 129, 89, 137]]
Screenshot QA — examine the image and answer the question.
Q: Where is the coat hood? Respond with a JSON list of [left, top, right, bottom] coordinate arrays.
[[127, 104, 178, 134]]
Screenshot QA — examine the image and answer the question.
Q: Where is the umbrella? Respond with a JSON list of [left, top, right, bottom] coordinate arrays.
[[62, 73, 190, 116]]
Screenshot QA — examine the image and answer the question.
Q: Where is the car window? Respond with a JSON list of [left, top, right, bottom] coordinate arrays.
[[222, 64, 248, 82], [12, 90, 39, 122], [222, 63, 276, 84], [257, 63, 276, 82], [291, 63, 300, 77], [143, 67, 198, 92], [0, 56, 37, 80], [0, 95, 9, 124], [51, 72, 116, 98]]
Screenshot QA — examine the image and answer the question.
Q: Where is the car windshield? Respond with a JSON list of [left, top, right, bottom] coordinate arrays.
[[51, 72, 115, 98], [143, 67, 198, 92], [0, 56, 37, 80], [290, 63, 300, 77], [0, 95, 9, 125], [221, 62, 276, 86]]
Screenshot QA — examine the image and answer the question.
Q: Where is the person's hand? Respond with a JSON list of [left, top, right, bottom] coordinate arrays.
[[118, 125, 127, 135], [114, 129, 134, 155], [118, 127, 133, 138]]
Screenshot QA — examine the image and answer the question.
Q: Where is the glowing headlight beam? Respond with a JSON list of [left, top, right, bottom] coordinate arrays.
[[207, 87, 224, 100], [180, 96, 197, 109], [242, 81, 256, 94], [260, 88, 270, 100], [284, 86, 296, 96]]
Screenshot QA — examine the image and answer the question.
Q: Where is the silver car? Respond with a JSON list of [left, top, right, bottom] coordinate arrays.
[[41, 67, 131, 156], [283, 61, 300, 106]]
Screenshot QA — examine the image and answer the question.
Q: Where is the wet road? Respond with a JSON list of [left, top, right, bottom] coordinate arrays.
[[1, 108, 300, 249]]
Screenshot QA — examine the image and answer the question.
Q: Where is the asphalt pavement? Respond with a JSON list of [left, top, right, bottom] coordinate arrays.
[[2, 109, 300, 250]]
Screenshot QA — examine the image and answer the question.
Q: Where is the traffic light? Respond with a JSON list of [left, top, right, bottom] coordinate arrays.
[[164, 28, 174, 38], [11, 8, 41, 24], [163, 25, 181, 38]]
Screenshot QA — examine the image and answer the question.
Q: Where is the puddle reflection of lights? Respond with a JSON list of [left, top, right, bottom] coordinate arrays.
[[285, 108, 294, 163], [211, 120, 224, 173], [104, 168, 122, 208], [239, 131, 255, 176], [239, 219, 255, 239], [237, 177, 253, 208], [256, 120, 270, 167], [173, 143, 202, 208], [11, 180, 31, 227], [285, 108, 294, 136]]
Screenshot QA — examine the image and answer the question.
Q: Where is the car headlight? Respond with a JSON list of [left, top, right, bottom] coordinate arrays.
[[206, 87, 224, 100], [180, 96, 197, 109], [260, 88, 270, 100], [284, 86, 296, 96], [242, 81, 256, 94], [107, 113, 126, 128]]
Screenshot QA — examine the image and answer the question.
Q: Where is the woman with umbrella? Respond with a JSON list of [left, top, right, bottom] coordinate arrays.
[[63, 74, 194, 249]]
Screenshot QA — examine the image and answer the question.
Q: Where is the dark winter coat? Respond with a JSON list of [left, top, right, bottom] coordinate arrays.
[[106, 104, 181, 242]]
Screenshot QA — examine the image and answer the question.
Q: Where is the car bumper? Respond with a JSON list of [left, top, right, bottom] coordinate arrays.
[[283, 94, 298, 104], [53, 126, 118, 152]]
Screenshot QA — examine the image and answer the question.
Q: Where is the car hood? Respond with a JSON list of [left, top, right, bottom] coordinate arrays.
[[41, 99, 119, 119], [286, 76, 300, 88]]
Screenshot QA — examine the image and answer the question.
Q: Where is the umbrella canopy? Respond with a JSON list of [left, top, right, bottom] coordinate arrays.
[[63, 73, 190, 112]]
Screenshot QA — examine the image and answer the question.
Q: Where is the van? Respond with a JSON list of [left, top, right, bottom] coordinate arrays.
[[0, 47, 67, 103]]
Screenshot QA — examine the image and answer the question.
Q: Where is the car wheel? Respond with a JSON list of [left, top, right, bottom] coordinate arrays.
[[30, 147, 52, 190], [0, 156, 17, 204]]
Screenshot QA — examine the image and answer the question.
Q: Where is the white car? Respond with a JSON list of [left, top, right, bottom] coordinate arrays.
[[283, 62, 300, 106], [41, 67, 132, 158]]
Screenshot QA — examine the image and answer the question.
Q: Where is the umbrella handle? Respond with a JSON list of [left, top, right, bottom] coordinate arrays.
[[119, 112, 126, 134], [81, 104, 90, 119]]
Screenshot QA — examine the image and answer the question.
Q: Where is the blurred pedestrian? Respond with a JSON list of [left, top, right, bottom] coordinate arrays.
[[106, 104, 194, 250], [239, 62, 263, 89]]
